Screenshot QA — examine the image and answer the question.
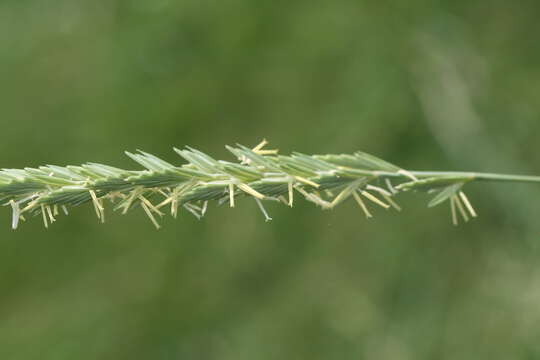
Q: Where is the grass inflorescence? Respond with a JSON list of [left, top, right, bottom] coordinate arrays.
[[2, 140, 539, 229]]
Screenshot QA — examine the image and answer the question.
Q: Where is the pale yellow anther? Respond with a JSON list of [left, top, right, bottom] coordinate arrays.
[[288, 181, 294, 207], [252, 139, 268, 152], [229, 183, 235, 207], [41, 205, 48, 228], [46, 205, 55, 223], [157, 189, 169, 198], [89, 191, 102, 220], [140, 201, 160, 229], [294, 176, 319, 188], [366, 185, 392, 196], [459, 191, 477, 218], [237, 182, 265, 199], [9, 200, 20, 230], [454, 195, 469, 222], [295, 186, 332, 208], [202, 201, 208, 216], [156, 196, 174, 210], [353, 191, 372, 218], [89, 190, 104, 211], [450, 196, 458, 226], [122, 187, 142, 215], [99, 200, 105, 223], [171, 199, 179, 218], [331, 187, 353, 207], [255, 149, 279, 155], [366, 185, 401, 211], [382, 194, 402, 211], [361, 191, 390, 209], [138, 195, 164, 216]]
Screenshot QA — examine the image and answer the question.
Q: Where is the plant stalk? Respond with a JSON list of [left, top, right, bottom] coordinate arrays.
[[405, 171, 540, 184]]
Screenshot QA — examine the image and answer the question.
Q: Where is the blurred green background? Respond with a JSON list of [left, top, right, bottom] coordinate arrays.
[[2, 0, 540, 359]]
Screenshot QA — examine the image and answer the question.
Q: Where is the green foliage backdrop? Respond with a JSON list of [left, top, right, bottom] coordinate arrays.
[[1, 0, 540, 359]]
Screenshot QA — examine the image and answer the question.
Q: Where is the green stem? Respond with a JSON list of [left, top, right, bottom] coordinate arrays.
[[404, 171, 540, 184]]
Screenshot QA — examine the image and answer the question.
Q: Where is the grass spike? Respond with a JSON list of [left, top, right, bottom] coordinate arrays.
[[2, 139, 540, 229]]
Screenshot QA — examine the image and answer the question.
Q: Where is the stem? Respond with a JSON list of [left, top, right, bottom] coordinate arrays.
[[408, 171, 540, 184]]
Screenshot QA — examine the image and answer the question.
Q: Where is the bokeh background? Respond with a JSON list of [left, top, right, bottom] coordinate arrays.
[[1, 0, 540, 359]]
